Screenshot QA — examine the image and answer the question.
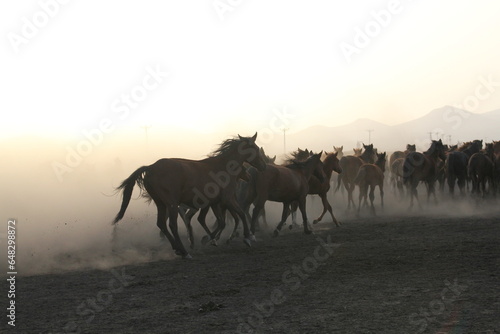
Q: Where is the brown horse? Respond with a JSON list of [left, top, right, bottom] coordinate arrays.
[[353, 148, 362, 156], [403, 139, 447, 208], [468, 144, 496, 198], [360, 143, 376, 164], [390, 157, 406, 196], [290, 151, 342, 227], [333, 145, 344, 159], [445, 140, 483, 196], [112, 133, 267, 258], [354, 152, 386, 215], [249, 152, 325, 237], [338, 155, 364, 211], [389, 144, 416, 190]]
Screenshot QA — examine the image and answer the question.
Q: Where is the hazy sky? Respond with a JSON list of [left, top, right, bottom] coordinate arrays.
[[2, 0, 500, 139]]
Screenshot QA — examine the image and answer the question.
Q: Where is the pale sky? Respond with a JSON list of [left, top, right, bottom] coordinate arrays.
[[1, 0, 500, 140]]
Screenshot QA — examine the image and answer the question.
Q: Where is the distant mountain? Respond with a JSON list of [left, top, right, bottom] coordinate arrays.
[[270, 106, 499, 157]]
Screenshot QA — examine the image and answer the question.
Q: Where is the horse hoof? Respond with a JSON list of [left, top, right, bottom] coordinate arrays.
[[273, 230, 279, 237], [210, 239, 218, 247], [249, 234, 257, 242], [201, 235, 210, 245], [243, 238, 252, 247], [175, 250, 183, 256], [183, 253, 193, 259], [304, 229, 313, 235], [312, 220, 319, 225], [288, 225, 293, 230]]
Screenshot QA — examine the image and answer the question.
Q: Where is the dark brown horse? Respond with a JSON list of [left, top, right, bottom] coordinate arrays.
[[468, 143, 496, 198], [403, 139, 447, 208], [355, 152, 386, 215], [290, 151, 342, 227], [445, 140, 482, 196], [249, 152, 325, 237], [112, 133, 267, 258], [360, 143, 376, 164]]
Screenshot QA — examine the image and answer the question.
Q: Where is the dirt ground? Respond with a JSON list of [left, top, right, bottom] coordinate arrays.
[[7, 206, 500, 334]]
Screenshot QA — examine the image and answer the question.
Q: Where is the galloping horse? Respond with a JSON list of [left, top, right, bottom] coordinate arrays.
[[445, 140, 483, 196], [468, 143, 496, 198], [403, 139, 447, 208], [112, 133, 267, 258], [290, 151, 342, 227], [355, 152, 386, 215], [360, 143, 376, 164], [389, 144, 416, 191], [338, 155, 364, 211], [249, 152, 325, 237]]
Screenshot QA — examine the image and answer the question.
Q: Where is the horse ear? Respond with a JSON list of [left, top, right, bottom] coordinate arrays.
[[251, 132, 257, 141], [238, 134, 243, 140]]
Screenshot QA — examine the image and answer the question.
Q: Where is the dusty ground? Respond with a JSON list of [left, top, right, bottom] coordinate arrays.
[[7, 209, 500, 334]]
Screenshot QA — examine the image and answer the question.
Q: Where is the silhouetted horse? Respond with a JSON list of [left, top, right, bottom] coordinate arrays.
[[112, 134, 267, 258], [446, 140, 483, 196], [178, 147, 277, 247], [403, 139, 447, 208], [290, 151, 342, 227], [250, 152, 325, 237], [355, 152, 386, 215], [360, 143, 376, 164], [468, 143, 496, 198]]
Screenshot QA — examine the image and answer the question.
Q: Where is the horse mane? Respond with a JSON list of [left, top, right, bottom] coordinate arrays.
[[285, 153, 319, 170], [208, 136, 248, 158]]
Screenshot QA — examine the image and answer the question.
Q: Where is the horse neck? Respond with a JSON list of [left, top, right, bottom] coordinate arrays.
[[424, 143, 441, 160], [321, 155, 336, 178], [375, 159, 385, 171]]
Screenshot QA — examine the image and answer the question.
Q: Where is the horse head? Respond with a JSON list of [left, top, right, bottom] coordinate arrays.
[[238, 133, 267, 171]]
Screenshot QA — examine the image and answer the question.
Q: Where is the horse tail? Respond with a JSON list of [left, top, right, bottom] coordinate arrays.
[[354, 167, 366, 185], [112, 166, 149, 225]]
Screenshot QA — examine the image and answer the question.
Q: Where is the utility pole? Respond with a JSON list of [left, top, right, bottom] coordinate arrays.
[[427, 132, 433, 141], [366, 129, 374, 145], [281, 127, 289, 155]]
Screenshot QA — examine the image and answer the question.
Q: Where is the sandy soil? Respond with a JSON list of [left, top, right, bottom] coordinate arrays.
[[8, 209, 500, 334]]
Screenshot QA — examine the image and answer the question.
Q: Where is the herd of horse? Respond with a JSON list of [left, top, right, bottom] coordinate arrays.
[[112, 133, 500, 258]]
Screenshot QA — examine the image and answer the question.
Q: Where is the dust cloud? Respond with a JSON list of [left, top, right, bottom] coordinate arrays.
[[1, 134, 498, 277]]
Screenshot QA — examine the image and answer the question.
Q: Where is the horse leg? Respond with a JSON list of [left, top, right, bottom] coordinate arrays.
[[227, 198, 254, 246], [179, 206, 196, 249], [155, 203, 178, 252], [369, 185, 376, 216], [316, 193, 340, 226], [273, 203, 291, 237], [298, 197, 312, 235], [289, 201, 300, 230], [167, 205, 190, 258], [227, 208, 240, 244], [357, 184, 364, 216], [250, 201, 264, 235], [197, 206, 217, 245], [380, 184, 384, 213]]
